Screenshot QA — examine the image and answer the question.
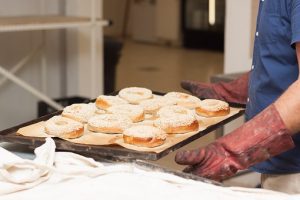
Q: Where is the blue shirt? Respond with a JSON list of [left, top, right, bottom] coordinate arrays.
[[246, 0, 300, 174]]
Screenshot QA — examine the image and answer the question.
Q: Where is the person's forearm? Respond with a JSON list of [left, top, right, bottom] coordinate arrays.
[[274, 43, 300, 134]]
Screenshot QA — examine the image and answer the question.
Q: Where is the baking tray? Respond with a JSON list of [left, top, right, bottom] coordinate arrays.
[[0, 92, 245, 161], [132, 160, 222, 186]]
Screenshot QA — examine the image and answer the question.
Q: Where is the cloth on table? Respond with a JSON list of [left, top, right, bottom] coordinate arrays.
[[0, 138, 299, 200]]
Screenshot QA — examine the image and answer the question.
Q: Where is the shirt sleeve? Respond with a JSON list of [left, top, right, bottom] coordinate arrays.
[[291, 0, 300, 45]]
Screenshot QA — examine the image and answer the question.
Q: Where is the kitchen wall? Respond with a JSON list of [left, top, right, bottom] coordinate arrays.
[[66, 0, 104, 98], [0, 0, 104, 130], [223, 0, 258, 135], [224, 0, 256, 74], [0, 0, 64, 130], [104, 0, 181, 44], [103, 0, 127, 37]]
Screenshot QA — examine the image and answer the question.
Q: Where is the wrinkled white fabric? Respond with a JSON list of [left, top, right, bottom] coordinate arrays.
[[0, 138, 55, 195], [261, 173, 300, 194], [0, 138, 300, 200]]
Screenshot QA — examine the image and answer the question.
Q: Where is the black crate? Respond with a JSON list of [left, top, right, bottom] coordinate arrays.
[[38, 96, 90, 117]]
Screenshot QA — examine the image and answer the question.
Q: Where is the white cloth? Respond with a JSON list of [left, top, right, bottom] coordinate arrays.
[[0, 138, 105, 195], [261, 173, 300, 194], [0, 138, 300, 200], [0, 138, 55, 195]]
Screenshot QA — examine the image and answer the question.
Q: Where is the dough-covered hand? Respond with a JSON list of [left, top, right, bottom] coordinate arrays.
[[175, 104, 294, 181]]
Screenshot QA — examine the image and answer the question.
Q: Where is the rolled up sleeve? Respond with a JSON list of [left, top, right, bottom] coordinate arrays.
[[291, 0, 300, 45]]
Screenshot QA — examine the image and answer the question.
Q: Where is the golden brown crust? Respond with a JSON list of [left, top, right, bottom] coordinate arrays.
[[95, 98, 110, 110], [164, 120, 199, 134], [123, 135, 165, 148], [132, 113, 145, 123], [45, 127, 84, 139], [195, 106, 230, 117], [87, 124, 123, 134]]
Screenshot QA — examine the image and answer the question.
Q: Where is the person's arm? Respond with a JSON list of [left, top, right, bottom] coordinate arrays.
[[175, 44, 300, 181], [275, 43, 300, 134]]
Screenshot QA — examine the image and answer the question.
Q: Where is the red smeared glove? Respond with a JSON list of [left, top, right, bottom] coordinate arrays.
[[175, 104, 295, 181], [181, 72, 249, 105]]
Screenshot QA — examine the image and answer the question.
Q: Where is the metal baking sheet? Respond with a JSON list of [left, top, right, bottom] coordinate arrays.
[[0, 92, 244, 161]]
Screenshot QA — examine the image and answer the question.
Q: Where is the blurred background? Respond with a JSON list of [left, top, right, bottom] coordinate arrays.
[[0, 0, 258, 130], [0, 0, 259, 187]]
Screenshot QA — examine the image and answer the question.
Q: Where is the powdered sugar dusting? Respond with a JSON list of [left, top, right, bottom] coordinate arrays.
[[96, 95, 128, 108], [119, 87, 153, 104], [139, 97, 176, 113], [155, 105, 196, 129], [107, 104, 144, 121], [164, 92, 201, 109], [198, 99, 229, 112], [62, 103, 96, 123], [88, 114, 132, 130], [124, 125, 167, 139], [45, 116, 83, 136]]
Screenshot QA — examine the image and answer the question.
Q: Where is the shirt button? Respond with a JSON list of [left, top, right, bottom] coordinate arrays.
[[261, 0, 264, 2], [251, 65, 254, 70], [247, 98, 250, 102], [256, 32, 259, 37]]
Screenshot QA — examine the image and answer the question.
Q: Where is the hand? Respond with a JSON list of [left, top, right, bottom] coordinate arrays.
[[175, 104, 294, 181], [181, 72, 249, 105], [181, 80, 224, 100], [176, 144, 239, 181]]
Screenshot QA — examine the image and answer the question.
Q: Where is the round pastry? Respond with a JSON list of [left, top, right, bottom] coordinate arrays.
[[123, 125, 167, 148], [119, 87, 153, 104], [107, 104, 145, 122], [164, 92, 201, 109], [87, 114, 132, 134], [195, 99, 230, 117], [154, 105, 199, 134], [62, 103, 97, 123], [139, 97, 176, 114], [95, 108, 106, 115], [95, 95, 128, 110], [45, 116, 84, 139]]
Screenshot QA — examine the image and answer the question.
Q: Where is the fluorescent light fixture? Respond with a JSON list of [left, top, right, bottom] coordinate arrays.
[[209, 0, 216, 25]]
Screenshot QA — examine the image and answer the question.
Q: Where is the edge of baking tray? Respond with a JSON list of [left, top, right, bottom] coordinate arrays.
[[0, 91, 245, 161], [133, 160, 223, 186]]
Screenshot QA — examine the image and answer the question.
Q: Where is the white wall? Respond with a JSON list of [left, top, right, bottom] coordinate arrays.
[[224, 0, 253, 73], [66, 0, 104, 98], [0, 0, 63, 130], [223, 0, 258, 134]]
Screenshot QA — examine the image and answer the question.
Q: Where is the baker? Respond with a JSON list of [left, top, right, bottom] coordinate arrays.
[[175, 0, 300, 194]]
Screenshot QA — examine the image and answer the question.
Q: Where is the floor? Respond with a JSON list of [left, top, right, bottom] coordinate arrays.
[[115, 39, 260, 187], [116, 40, 224, 93]]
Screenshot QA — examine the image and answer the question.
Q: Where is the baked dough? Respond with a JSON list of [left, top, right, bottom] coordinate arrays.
[[164, 92, 201, 109], [107, 104, 145, 122], [95, 95, 128, 110], [196, 99, 230, 117], [123, 125, 167, 148], [119, 87, 153, 104], [62, 103, 97, 123], [87, 114, 132, 134], [139, 97, 176, 114], [154, 105, 199, 134], [45, 116, 84, 139]]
